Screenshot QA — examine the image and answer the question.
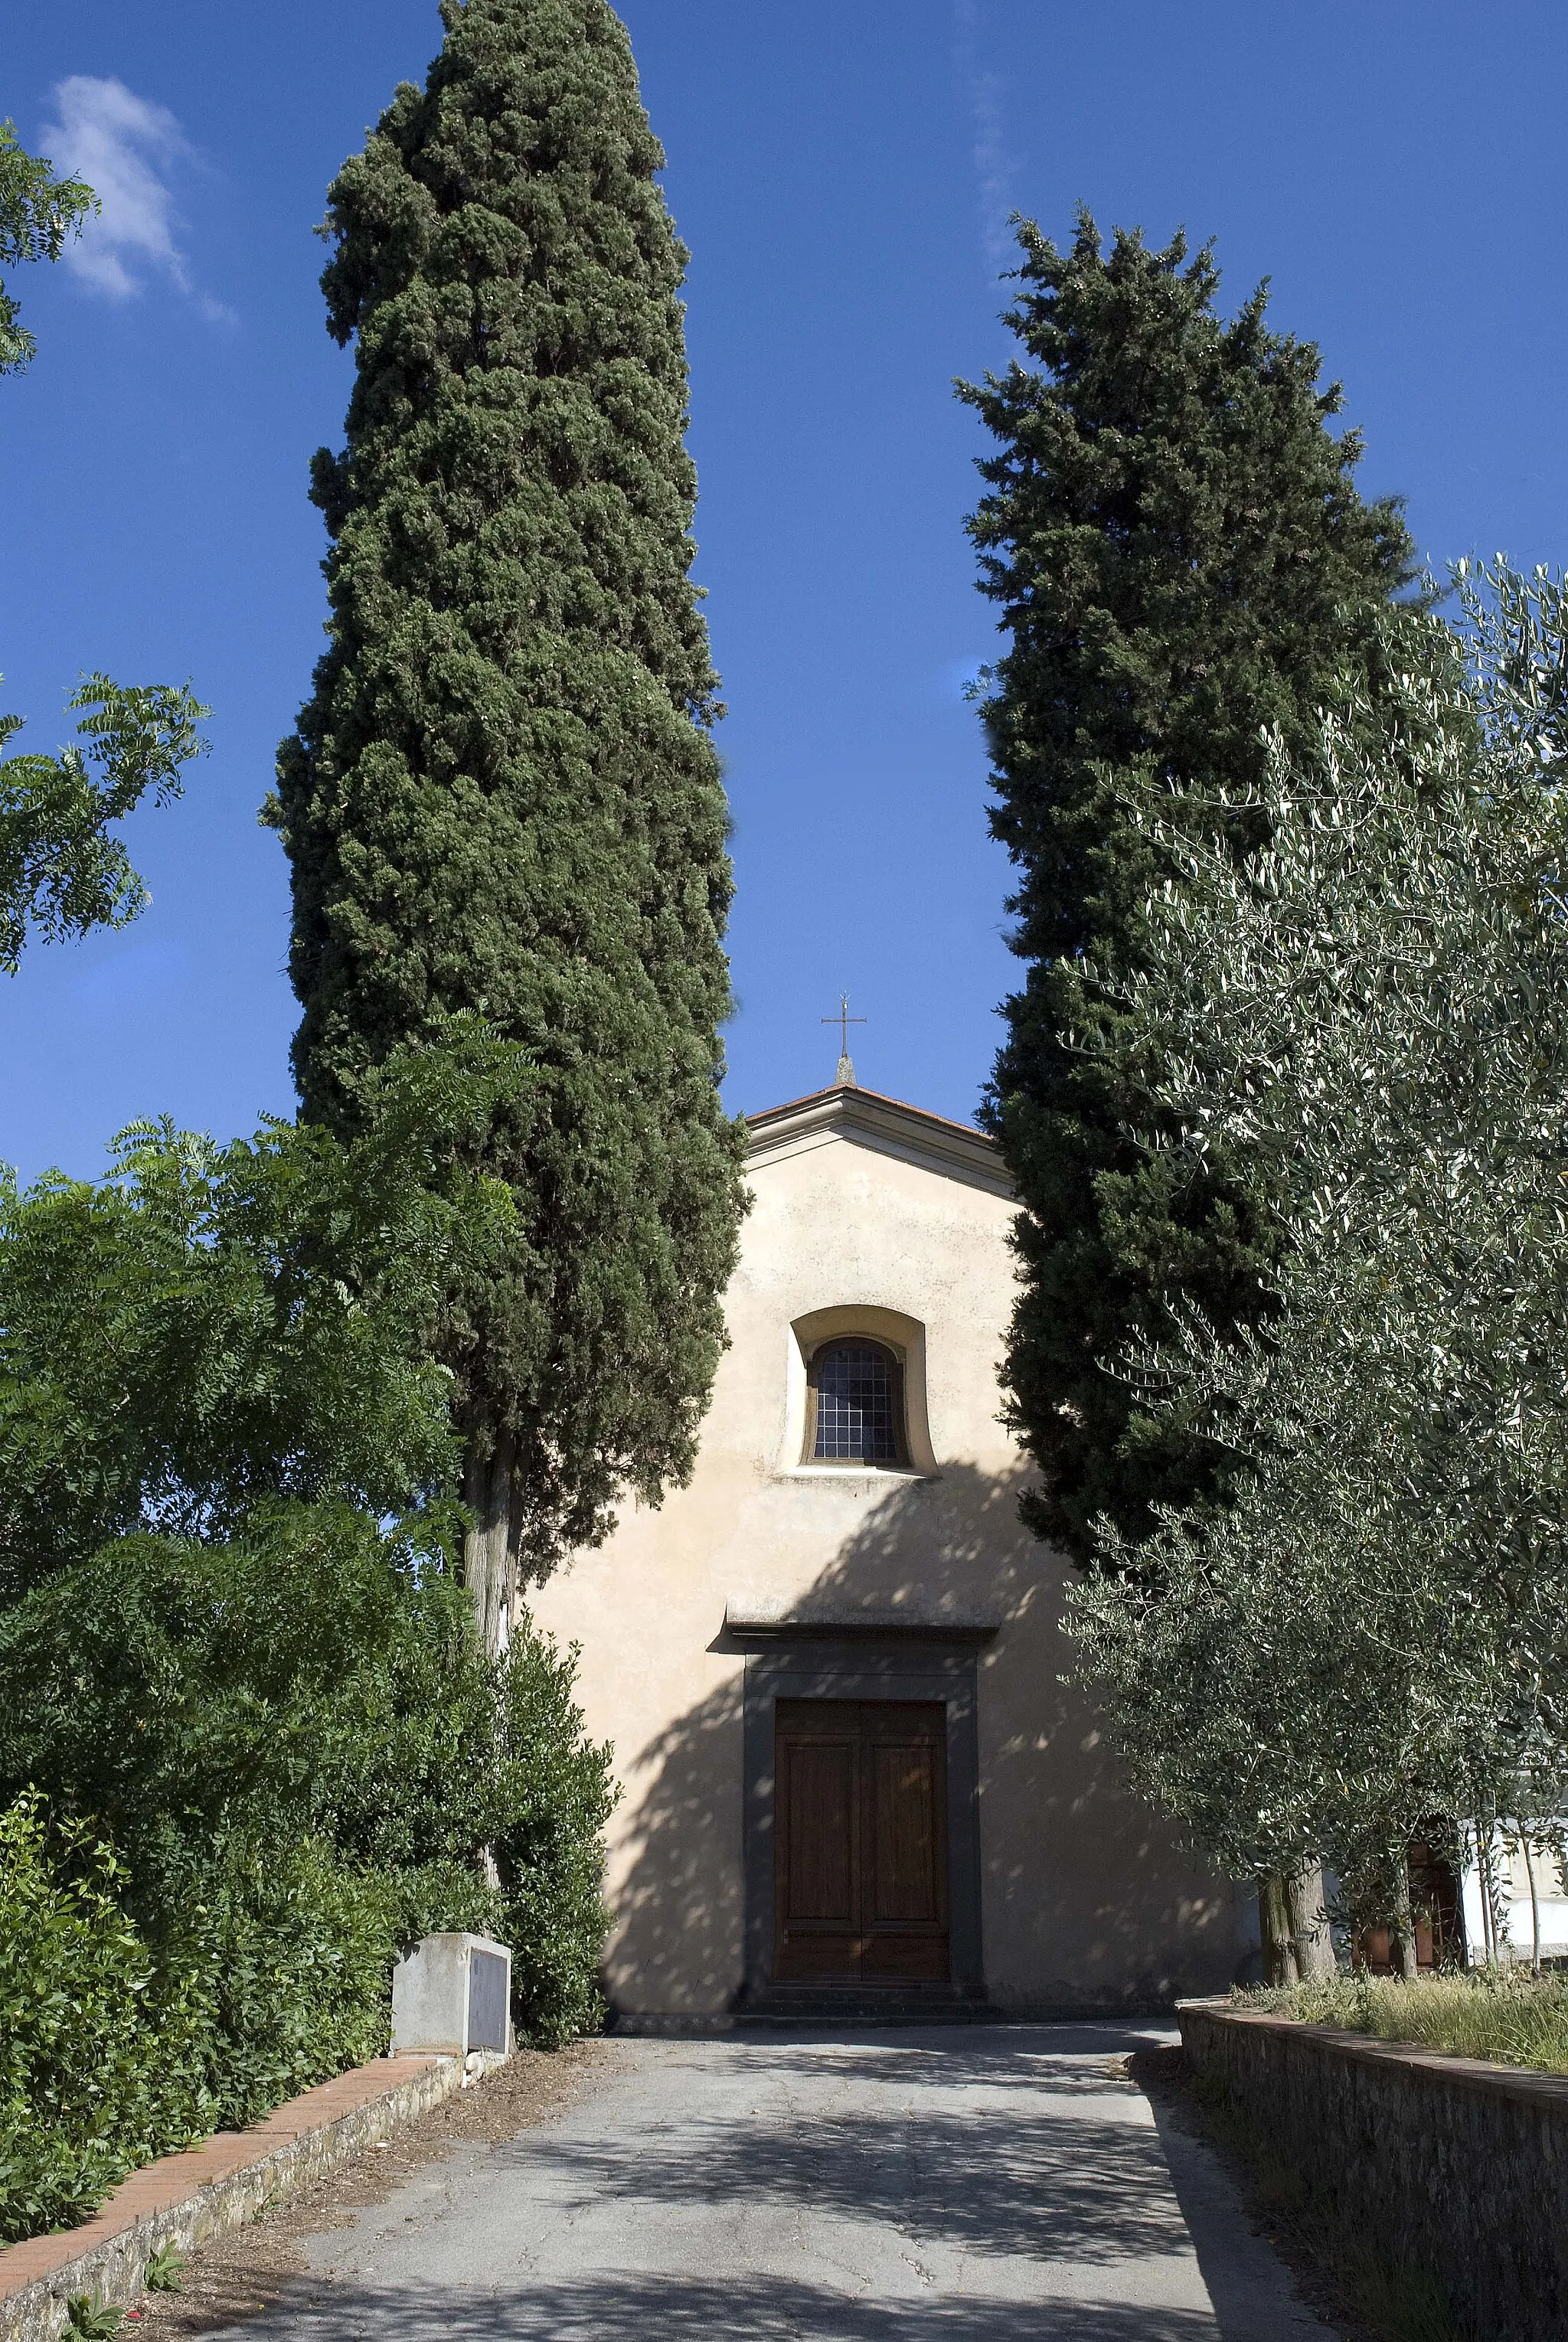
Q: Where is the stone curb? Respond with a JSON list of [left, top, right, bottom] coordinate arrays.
[[0, 2053, 467, 2342]]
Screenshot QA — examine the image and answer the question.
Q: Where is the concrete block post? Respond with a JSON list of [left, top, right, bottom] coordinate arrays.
[[390, 1933, 512, 2062]]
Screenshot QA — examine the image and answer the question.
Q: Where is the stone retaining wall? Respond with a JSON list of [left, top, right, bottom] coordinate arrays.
[[1178, 1998, 1568, 2339], [0, 2053, 467, 2342]]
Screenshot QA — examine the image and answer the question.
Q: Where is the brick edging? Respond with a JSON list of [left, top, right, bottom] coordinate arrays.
[[0, 2054, 466, 2342]]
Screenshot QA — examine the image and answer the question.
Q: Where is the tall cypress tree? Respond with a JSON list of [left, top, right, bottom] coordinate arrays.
[[270, 0, 744, 1639], [959, 214, 1417, 1560]]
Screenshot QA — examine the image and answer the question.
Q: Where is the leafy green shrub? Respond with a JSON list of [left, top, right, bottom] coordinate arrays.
[[0, 1568, 616, 2239], [493, 1620, 616, 2047], [181, 1843, 414, 2128], [142, 2244, 185, 2292], [0, 1085, 615, 2247], [0, 1796, 212, 2242], [0, 1507, 498, 1925], [1237, 1971, 1568, 2075], [0, 1792, 469, 2239], [63, 2298, 124, 2339]]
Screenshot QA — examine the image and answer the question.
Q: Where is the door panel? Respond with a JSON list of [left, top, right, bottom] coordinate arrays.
[[784, 1743, 856, 1919], [869, 1745, 941, 1922], [773, 1699, 949, 1985]]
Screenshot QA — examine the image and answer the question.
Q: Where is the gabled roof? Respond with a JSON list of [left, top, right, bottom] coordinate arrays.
[[744, 1083, 1014, 1200]]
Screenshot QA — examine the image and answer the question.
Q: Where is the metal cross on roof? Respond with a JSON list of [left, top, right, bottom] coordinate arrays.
[[822, 994, 866, 1089]]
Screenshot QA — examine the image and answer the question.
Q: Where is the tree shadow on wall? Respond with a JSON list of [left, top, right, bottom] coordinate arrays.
[[609, 1661, 746, 2013], [612, 1458, 1243, 2014]]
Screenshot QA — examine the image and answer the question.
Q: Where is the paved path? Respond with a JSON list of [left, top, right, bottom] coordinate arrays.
[[237, 2025, 1327, 2340]]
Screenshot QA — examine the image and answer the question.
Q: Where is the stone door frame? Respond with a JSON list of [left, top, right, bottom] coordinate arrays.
[[727, 1623, 992, 2005]]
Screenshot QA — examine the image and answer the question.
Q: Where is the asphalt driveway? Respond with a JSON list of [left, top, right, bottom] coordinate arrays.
[[226, 2024, 1327, 2340]]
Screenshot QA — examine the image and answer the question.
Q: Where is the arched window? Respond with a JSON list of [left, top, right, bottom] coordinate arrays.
[[805, 1338, 907, 1465]]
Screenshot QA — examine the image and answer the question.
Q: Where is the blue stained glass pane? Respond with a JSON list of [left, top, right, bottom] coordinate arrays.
[[813, 1342, 898, 1461]]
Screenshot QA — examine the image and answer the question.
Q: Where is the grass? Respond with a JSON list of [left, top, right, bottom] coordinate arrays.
[[1234, 1968, 1568, 2076]]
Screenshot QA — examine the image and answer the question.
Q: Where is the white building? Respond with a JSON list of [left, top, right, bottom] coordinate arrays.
[[530, 1080, 1253, 2017], [1462, 1828, 1568, 1966]]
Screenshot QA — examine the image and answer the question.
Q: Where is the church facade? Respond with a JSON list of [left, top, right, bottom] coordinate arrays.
[[528, 1081, 1253, 2016]]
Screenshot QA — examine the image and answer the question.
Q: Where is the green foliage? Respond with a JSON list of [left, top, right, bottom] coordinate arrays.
[[492, 1619, 616, 2046], [0, 1510, 495, 1922], [1066, 566, 1568, 1887], [0, 1071, 614, 2244], [959, 211, 1416, 1556], [0, 129, 207, 973], [0, 1797, 212, 2244], [0, 1028, 522, 1599], [64, 2301, 123, 2340], [1239, 1971, 1568, 2077], [0, 1531, 501, 2240], [1, 675, 211, 976], [0, 119, 96, 375], [271, 0, 746, 1577], [142, 2245, 186, 2292], [0, 1576, 616, 2238]]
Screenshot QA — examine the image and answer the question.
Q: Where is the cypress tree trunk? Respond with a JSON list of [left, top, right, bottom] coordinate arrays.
[[271, 0, 746, 1640], [959, 214, 1417, 1559], [462, 1427, 518, 1658]]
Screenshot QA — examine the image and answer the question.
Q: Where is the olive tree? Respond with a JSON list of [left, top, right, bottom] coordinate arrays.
[[1067, 567, 1568, 1961]]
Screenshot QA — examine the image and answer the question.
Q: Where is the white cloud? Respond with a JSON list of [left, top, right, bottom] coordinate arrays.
[[952, 0, 1018, 283], [41, 76, 194, 301]]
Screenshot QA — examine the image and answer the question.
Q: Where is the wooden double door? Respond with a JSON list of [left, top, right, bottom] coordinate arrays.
[[773, 1699, 950, 1984]]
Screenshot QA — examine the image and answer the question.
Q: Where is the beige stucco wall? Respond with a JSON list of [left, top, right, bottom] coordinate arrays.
[[528, 1109, 1248, 2014]]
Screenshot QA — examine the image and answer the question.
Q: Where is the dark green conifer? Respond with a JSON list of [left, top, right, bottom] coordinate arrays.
[[271, 0, 744, 1632], [959, 214, 1416, 1559]]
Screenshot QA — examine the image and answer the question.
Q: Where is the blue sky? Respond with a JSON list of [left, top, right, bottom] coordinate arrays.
[[2, 2, 1566, 1181]]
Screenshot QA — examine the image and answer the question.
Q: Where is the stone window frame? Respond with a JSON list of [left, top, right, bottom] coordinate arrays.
[[778, 1304, 939, 1479]]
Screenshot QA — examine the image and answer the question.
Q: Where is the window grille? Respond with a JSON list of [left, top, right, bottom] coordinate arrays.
[[810, 1340, 903, 1463]]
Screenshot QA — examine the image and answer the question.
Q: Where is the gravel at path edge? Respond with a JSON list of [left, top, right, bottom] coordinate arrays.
[[126, 2040, 620, 2338]]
